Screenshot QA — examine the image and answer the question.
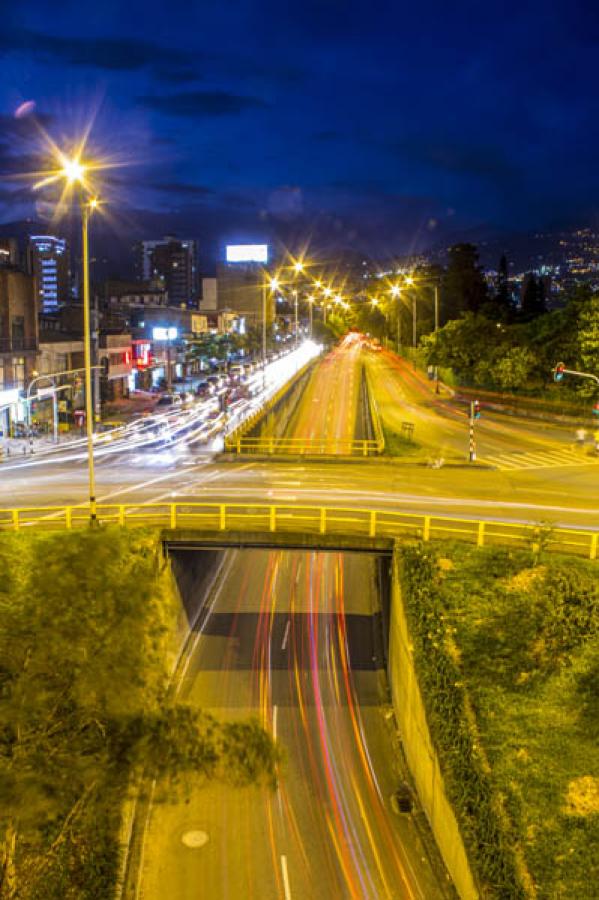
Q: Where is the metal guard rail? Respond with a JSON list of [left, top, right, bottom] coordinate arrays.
[[363, 364, 385, 451], [223, 436, 380, 456], [0, 503, 596, 560]]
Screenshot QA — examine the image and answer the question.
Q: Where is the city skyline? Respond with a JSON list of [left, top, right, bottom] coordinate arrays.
[[1, 1, 599, 259]]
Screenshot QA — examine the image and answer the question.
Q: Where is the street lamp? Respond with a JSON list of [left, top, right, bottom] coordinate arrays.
[[390, 285, 401, 352], [306, 295, 315, 338], [50, 155, 100, 523], [80, 194, 100, 523], [262, 276, 279, 387]]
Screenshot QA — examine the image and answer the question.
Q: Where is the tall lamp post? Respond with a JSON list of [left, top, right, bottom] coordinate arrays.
[[49, 157, 99, 523], [81, 195, 99, 523], [307, 295, 315, 338], [293, 290, 299, 349], [433, 282, 440, 393], [390, 285, 401, 352], [262, 276, 279, 389]]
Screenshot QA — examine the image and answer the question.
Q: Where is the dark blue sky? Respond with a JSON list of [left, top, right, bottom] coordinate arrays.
[[1, 0, 598, 262]]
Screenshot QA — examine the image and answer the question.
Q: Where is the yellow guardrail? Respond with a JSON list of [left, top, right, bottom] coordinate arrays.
[[224, 436, 381, 456], [364, 363, 385, 451], [0, 502, 596, 560]]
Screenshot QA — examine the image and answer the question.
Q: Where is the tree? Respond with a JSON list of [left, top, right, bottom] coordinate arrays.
[[0, 530, 279, 899], [486, 252, 515, 321], [520, 274, 546, 320], [576, 296, 599, 394], [442, 243, 488, 321]]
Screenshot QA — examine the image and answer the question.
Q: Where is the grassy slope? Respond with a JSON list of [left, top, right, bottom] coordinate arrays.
[[437, 545, 599, 899]]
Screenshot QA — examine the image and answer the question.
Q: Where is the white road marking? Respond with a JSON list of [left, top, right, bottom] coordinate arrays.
[[281, 620, 291, 651], [280, 854, 292, 900]]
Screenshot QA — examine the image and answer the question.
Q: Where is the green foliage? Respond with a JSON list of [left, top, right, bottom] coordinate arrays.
[[0, 529, 279, 899], [399, 545, 527, 898], [406, 543, 599, 899], [422, 288, 599, 395], [531, 567, 599, 672], [442, 243, 489, 320]]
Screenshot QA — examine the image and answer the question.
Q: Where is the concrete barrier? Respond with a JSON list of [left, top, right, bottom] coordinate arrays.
[[388, 549, 479, 900]]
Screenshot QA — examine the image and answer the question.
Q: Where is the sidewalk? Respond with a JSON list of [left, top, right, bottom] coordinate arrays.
[[0, 430, 84, 458]]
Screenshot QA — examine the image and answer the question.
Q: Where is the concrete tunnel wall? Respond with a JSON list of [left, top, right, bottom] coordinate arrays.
[[388, 548, 479, 900]]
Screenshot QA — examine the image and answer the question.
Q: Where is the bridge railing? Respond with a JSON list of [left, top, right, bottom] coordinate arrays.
[[223, 436, 381, 456], [0, 502, 596, 559]]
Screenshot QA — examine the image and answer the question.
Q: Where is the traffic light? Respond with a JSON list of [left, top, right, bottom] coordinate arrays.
[[554, 362, 565, 382], [101, 356, 110, 377], [472, 400, 481, 419], [593, 401, 599, 417]]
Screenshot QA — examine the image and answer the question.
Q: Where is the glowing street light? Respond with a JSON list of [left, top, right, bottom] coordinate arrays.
[[262, 274, 280, 385], [37, 152, 100, 523], [61, 157, 85, 184], [306, 295, 315, 338]]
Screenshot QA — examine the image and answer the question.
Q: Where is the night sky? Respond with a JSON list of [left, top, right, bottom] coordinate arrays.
[[1, 1, 598, 264]]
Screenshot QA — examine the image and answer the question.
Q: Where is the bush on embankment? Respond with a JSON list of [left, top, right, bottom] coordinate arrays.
[[0, 528, 279, 899], [398, 542, 599, 899]]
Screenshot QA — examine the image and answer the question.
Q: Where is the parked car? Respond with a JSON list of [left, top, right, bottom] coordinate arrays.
[[195, 380, 212, 397], [155, 393, 183, 408]]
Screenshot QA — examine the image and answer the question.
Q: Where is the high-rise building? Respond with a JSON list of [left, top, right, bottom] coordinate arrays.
[[135, 236, 198, 307], [0, 238, 19, 268], [0, 268, 39, 433], [215, 244, 274, 326], [27, 234, 69, 313]]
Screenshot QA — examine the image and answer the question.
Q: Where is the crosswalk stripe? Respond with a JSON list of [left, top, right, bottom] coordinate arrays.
[[483, 449, 599, 470]]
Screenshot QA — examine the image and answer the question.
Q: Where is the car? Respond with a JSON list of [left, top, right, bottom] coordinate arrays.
[[195, 380, 212, 397], [155, 393, 182, 407]]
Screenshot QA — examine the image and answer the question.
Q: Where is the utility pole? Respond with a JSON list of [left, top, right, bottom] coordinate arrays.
[[434, 283, 440, 393], [469, 399, 480, 462], [412, 292, 417, 348]]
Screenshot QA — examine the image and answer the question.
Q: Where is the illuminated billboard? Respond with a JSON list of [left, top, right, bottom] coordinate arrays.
[[226, 244, 268, 263], [152, 327, 178, 341]]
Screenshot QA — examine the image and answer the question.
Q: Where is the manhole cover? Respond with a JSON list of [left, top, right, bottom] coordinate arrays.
[[182, 830, 209, 849]]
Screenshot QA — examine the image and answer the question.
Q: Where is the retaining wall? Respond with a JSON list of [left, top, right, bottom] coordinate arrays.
[[388, 548, 479, 900]]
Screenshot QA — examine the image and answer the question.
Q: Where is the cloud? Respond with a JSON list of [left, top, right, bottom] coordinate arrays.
[[395, 135, 519, 181], [136, 91, 268, 117], [151, 181, 214, 197], [0, 28, 198, 80]]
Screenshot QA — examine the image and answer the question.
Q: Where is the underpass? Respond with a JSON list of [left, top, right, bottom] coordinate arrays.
[[135, 548, 452, 899]]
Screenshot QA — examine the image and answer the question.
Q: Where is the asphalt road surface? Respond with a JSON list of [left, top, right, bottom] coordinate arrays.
[[2, 343, 598, 531], [138, 549, 451, 899], [282, 336, 362, 450]]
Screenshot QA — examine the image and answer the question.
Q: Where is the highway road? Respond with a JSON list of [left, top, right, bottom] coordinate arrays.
[[366, 348, 599, 471], [138, 549, 450, 899], [1, 339, 598, 531], [282, 335, 362, 450]]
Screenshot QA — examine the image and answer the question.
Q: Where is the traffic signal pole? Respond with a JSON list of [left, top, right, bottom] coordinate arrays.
[[468, 400, 480, 462], [469, 402, 476, 462]]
